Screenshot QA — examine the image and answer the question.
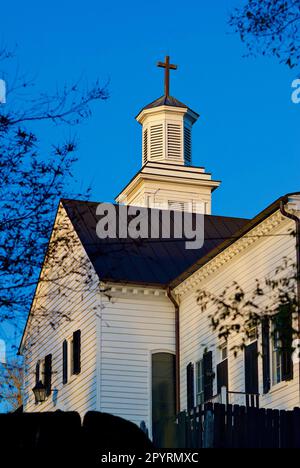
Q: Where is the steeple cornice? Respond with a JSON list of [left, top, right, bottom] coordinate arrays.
[[136, 103, 199, 126]]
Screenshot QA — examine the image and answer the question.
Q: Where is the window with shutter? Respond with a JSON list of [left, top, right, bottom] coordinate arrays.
[[203, 351, 214, 402], [195, 360, 204, 405], [217, 344, 228, 395], [272, 306, 293, 384], [44, 354, 52, 397], [186, 362, 194, 411], [272, 324, 284, 385], [62, 340, 68, 384], [73, 330, 81, 375]]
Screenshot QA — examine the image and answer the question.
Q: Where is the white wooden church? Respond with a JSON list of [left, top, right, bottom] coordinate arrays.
[[19, 57, 300, 441]]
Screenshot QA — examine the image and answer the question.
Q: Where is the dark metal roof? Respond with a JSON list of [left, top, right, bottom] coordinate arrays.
[[62, 199, 248, 287], [137, 95, 199, 117]]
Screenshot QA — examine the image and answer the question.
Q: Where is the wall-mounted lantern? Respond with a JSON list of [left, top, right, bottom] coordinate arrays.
[[32, 380, 47, 403]]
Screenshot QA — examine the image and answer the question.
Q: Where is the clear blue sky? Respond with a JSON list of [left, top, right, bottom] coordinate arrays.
[[1, 0, 299, 220]]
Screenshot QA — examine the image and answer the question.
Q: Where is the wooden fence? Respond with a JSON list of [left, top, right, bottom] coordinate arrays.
[[2, 405, 300, 452], [175, 403, 300, 448]]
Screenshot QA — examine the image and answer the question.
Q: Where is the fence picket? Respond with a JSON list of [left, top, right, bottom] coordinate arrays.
[[292, 407, 300, 448]]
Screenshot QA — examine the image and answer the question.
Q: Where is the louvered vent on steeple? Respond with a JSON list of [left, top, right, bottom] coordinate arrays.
[[167, 123, 181, 161], [184, 126, 192, 165], [150, 124, 163, 160], [143, 128, 148, 165]]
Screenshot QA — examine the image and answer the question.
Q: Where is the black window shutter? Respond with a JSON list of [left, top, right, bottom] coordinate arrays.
[[44, 354, 52, 397], [35, 361, 40, 385], [73, 330, 81, 375], [262, 317, 271, 394], [278, 306, 293, 381], [62, 340, 68, 384], [186, 362, 194, 411], [203, 351, 214, 402], [217, 359, 228, 394], [244, 341, 259, 394]]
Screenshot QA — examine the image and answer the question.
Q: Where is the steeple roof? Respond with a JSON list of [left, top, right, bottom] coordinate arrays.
[[144, 95, 188, 110], [138, 95, 199, 117]]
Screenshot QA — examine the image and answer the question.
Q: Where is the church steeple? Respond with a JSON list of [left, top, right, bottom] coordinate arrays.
[[136, 56, 199, 167], [116, 56, 221, 214]]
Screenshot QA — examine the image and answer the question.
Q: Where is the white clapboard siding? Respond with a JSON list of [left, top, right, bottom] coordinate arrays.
[[178, 215, 299, 411], [97, 291, 175, 432], [22, 204, 99, 417]]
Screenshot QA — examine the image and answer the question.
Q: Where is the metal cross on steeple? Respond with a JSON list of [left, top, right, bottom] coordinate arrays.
[[157, 55, 177, 97]]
